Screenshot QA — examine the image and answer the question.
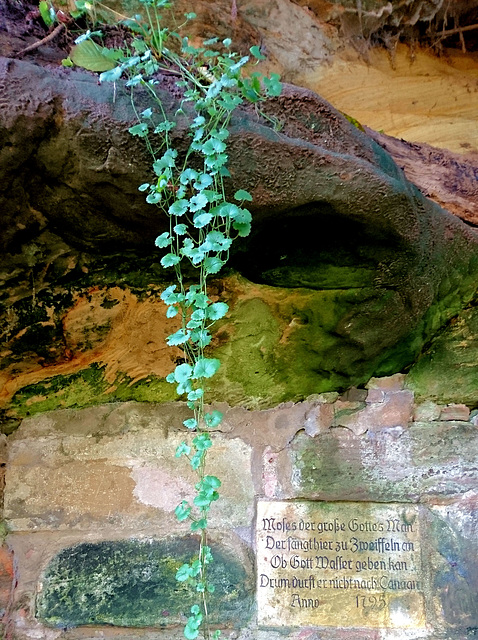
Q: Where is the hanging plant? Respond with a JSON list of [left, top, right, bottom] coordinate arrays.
[[68, 1, 282, 637]]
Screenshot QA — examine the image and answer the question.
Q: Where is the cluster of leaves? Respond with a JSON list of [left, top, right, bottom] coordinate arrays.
[[69, 1, 281, 638]]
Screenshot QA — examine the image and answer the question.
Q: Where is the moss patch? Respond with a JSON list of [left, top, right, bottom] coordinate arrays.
[[406, 305, 478, 407], [6, 365, 175, 426], [37, 538, 252, 628], [209, 282, 423, 408]]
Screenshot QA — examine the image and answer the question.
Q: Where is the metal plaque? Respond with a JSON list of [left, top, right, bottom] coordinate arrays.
[[257, 501, 425, 628]]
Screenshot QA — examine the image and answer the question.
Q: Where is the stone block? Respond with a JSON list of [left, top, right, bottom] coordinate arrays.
[[413, 400, 441, 422], [284, 420, 478, 502], [366, 374, 406, 391], [423, 496, 478, 632], [332, 400, 365, 429], [439, 403, 470, 421], [36, 537, 253, 629], [334, 390, 414, 435], [365, 388, 386, 403], [303, 402, 334, 436], [5, 404, 254, 533]]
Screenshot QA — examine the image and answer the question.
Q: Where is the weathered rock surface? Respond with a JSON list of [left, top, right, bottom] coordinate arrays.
[[1, 54, 478, 425], [38, 538, 253, 628], [4, 392, 478, 638], [366, 127, 478, 225], [407, 305, 478, 407]]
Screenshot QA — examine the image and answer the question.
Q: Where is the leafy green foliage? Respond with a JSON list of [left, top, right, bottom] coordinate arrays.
[[70, 39, 121, 72], [39, 0, 56, 26], [71, 2, 282, 637]]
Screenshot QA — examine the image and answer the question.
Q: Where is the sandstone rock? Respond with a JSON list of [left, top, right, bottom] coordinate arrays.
[[413, 400, 442, 422], [366, 373, 406, 391], [440, 403, 471, 422], [302, 44, 478, 155], [334, 390, 414, 434], [5, 403, 254, 532], [303, 402, 334, 436], [37, 538, 253, 628], [285, 420, 478, 502], [367, 128, 478, 225], [2, 37, 478, 423], [407, 305, 478, 406], [424, 497, 478, 632], [365, 388, 386, 403]]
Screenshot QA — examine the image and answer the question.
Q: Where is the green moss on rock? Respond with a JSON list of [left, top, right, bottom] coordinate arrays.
[[6, 365, 175, 425], [209, 283, 425, 407], [407, 305, 478, 407], [289, 420, 478, 501], [37, 538, 252, 629]]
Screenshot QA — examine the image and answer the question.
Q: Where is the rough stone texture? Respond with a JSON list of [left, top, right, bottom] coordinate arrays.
[[307, 44, 478, 158], [440, 404, 471, 422], [413, 401, 441, 422], [1, 390, 477, 638], [286, 420, 478, 503], [407, 305, 478, 407], [291, 0, 478, 40], [2, 55, 478, 425], [37, 538, 253, 628], [426, 496, 478, 633], [5, 403, 254, 532], [366, 128, 478, 225], [366, 374, 407, 392], [333, 389, 414, 434]]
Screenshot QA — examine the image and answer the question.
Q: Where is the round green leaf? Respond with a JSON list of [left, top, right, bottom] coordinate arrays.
[[235, 188, 253, 202], [174, 363, 193, 383], [169, 199, 189, 216], [204, 256, 225, 274], [173, 223, 187, 235], [193, 173, 213, 190], [175, 442, 191, 457], [206, 302, 228, 320], [155, 232, 171, 248], [232, 221, 251, 237], [176, 563, 193, 581], [129, 122, 149, 137], [167, 329, 190, 346], [193, 358, 220, 379], [160, 285, 178, 304], [160, 253, 181, 267], [146, 192, 161, 204], [189, 193, 208, 212], [204, 411, 223, 428], [193, 212, 213, 228], [187, 388, 204, 401]]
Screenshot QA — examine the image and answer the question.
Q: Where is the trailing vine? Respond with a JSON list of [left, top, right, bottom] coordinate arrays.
[[65, 1, 282, 637]]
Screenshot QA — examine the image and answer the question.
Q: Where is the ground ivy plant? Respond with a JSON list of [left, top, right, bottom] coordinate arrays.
[[69, 1, 281, 638]]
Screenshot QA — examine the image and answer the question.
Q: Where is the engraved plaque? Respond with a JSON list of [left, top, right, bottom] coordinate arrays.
[[257, 501, 425, 628]]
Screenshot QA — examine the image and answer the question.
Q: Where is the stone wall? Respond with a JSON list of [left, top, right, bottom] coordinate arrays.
[[1, 374, 477, 639]]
